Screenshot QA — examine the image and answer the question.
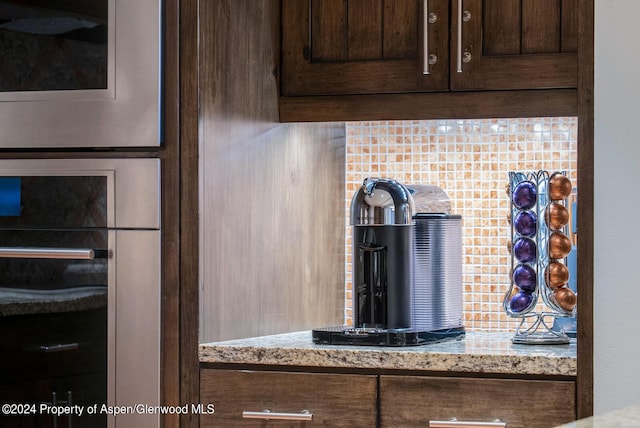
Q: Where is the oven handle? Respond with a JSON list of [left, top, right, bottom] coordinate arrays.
[[0, 247, 108, 260]]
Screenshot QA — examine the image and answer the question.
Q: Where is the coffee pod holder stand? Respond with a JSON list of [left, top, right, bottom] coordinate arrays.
[[503, 170, 577, 345]]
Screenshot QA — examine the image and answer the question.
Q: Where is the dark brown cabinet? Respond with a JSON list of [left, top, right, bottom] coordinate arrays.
[[451, 0, 577, 91], [200, 368, 576, 427], [380, 375, 576, 428], [282, 0, 450, 95], [280, 0, 578, 121], [200, 369, 377, 427]]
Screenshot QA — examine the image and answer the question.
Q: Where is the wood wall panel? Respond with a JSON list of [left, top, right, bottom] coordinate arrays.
[[576, 0, 594, 418], [198, 0, 345, 343], [161, 0, 182, 426], [178, 0, 201, 426]]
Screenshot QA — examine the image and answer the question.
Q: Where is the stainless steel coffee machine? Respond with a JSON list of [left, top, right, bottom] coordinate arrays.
[[313, 178, 465, 346]]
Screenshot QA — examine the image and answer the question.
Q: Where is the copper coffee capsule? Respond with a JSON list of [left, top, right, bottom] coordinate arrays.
[[553, 287, 577, 311], [545, 202, 570, 230], [545, 261, 569, 289], [549, 232, 572, 259], [549, 173, 572, 200]]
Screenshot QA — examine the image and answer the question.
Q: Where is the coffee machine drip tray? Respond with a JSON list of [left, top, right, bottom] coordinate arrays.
[[312, 326, 465, 347]]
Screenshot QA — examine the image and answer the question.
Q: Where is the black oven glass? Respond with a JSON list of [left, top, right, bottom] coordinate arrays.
[[0, 175, 108, 428], [0, 176, 107, 228], [0, 0, 108, 92]]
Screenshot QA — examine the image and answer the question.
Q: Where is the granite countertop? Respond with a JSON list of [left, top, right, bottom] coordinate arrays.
[[199, 330, 577, 377], [556, 405, 640, 427], [0, 286, 108, 316]]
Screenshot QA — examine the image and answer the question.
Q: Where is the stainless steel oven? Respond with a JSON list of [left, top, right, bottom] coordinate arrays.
[[0, 158, 160, 427], [0, 0, 161, 148]]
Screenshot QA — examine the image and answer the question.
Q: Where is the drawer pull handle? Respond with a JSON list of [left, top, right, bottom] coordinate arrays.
[[429, 418, 506, 428], [40, 343, 80, 353], [242, 409, 313, 421]]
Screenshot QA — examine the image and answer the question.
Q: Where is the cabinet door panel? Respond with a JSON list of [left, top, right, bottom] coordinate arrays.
[[383, 0, 419, 59], [522, 0, 561, 53], [482, 0, 520, 55], [282, 0, 449, 96], [380, 375, 576, 428], [561, 0, 578, 52], [451, 0, 577, 90], [200, 369, 377, 427], [348, 0, 383, 60], [311, 0, 348, 61]]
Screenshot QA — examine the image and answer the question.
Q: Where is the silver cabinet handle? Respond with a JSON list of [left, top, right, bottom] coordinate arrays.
[[430, 418, 506, 428], [423, 1, 438, 74], [456, 0, 463, 72], [456, 5, 472, 71], [460, 6, 472, 65], [242, 409, 313, 421], [40, 343, 80, 353], [0, 247, 99, 259], [423, 0, 430, 74]]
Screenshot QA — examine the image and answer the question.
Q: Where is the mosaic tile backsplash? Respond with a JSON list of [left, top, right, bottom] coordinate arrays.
[[344, 117, 578, 332]]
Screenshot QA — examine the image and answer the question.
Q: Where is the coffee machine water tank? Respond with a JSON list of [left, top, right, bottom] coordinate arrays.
[[350, 178, 415, 330], [406, 184, 464, 333]]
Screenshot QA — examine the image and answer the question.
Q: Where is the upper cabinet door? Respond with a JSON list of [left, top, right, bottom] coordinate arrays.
[[450, 0, 578, 90], [282, 0, 450, 96]]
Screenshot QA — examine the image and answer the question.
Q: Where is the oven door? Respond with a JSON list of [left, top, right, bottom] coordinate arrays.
[[0, 0, 161, 148], [0, 159, 160, 428]]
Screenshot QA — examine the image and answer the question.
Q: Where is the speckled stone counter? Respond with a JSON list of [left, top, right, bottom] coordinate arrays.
[[555, 404, 640, 427], [199, 330, 576, 377]]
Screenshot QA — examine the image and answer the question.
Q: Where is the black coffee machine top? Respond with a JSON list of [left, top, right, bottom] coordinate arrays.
[[312, 177, 465, 347]]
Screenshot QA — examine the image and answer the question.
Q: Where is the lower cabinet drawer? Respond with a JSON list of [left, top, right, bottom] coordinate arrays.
[[200, 369, 377, 427], [380, 375, 575, 428]]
